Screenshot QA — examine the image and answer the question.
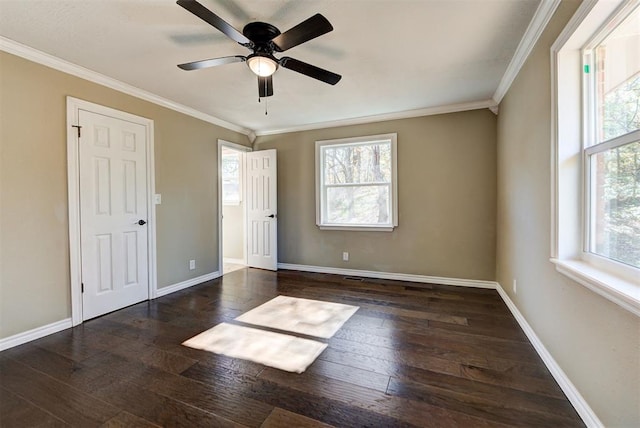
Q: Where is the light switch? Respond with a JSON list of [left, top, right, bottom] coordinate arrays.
[[154, 194, 162, 204]]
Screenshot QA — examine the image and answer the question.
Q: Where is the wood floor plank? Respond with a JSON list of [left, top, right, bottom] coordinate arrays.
[[93, 378, 245, 428], [164, 344, 266, 377], [258, 367, 510, 427], [391, 366, 579, 420], [250, 374, 419, 427], [0, 358, 120, 427], [144, 363, 273, 427], [334, 324, 541, 364], [4, 342, 152, 394], [305, 359, 391, 392], [304, 284, 509, 319], [291, 287, 470, 325], [260, 408, 335, 428], [328, 335, 546, 376], [428, 318, 529, 342], [108, 337, 198, 374], [0, 387, 68, 427], [100, 411, 161, 428], [387, 377, 582, 427], [459, 363, 565, 398], [0, 268, 584, 428], [26, 326, 129, 363]]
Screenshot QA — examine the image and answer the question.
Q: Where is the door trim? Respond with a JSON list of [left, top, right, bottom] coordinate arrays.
[[217, 140, 251, 274], [66, 97, 157, 326]]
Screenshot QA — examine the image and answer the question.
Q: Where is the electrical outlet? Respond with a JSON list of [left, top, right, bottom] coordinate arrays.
[[513, 279, 517, 294], [342, 252, 349, 261], [189, 260, 195, 270], [154, 194, 162, 204]]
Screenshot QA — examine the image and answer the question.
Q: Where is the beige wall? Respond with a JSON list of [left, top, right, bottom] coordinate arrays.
[[223, 203, 244, 260], [496, 1, 640, 426], [255, 110, 497, 280], [0, 52, 250, 338]]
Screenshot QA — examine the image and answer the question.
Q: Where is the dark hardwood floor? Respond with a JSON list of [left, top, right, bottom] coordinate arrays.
[[0, 269, 584, 427]]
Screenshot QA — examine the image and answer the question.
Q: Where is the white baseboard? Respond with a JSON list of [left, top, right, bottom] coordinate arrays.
[[0, 272, 221, 351], [156, 271, 221, 298], [495, 283, 603, 428], [0, 318, 72, 351], [223, 258, 245, 265], [277, 263, 497, 289]]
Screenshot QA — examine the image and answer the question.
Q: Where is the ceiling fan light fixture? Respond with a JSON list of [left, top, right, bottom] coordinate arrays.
[[247, 55, 278, 77]]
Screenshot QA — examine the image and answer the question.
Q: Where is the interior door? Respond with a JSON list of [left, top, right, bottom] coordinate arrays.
[[246, 149, 278, 270], [79, 109, 149, 320]]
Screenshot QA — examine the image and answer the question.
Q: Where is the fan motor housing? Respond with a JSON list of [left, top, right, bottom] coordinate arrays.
[[243, 22, 280, 53]]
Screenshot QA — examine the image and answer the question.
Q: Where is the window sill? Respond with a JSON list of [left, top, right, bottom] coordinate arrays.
[[550, 258, 640, 317], [318, 225, 395, 232]]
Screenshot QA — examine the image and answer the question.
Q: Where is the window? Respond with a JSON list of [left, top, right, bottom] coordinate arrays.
[[221, 148, 241, 205], [316, 133, 398, 231], [583, 7, 640, 268], [584, 7, 640, 270], [552, 0, 640, 316]]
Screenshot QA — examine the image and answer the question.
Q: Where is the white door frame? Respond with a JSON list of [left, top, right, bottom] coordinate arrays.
[[217, 139, 251, 274], [66, 97, 157, 326]]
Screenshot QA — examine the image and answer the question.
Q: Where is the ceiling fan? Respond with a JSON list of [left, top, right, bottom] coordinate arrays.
[[176, 0, 342, 98]]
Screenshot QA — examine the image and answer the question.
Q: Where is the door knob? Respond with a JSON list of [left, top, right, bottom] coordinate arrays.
[[266, 214, 276, 218], [137, 219, 147, 225]]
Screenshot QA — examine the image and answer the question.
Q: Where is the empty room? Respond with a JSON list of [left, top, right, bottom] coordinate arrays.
[[0, 0, 638, 426]]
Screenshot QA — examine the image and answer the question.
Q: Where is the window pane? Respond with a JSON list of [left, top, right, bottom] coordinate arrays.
[[326, 185, 390, 225], [595, 7, 640, 142], [323, 143, 391, 184], [590, 141, 640, 268], [222, 151, 240, 204]]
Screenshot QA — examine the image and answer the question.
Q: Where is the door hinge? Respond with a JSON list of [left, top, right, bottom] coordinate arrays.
[[81, 282, 84, 293], [71, 125, 82, 138]]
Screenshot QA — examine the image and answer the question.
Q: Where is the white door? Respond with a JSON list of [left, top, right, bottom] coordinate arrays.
[[246, 150, 278, 270], [79, 109, 149, 320]]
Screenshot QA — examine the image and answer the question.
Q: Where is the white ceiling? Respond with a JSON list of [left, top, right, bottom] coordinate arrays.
[[0, 0, 543, 136]]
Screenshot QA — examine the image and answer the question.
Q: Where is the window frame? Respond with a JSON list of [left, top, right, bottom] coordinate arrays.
[[551, 0, 640, 317], [315, 133, 398, 231], [582, 2, 640, 277]]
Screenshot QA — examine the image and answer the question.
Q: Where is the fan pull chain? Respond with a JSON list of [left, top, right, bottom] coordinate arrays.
[[263, 78, 268, 115]]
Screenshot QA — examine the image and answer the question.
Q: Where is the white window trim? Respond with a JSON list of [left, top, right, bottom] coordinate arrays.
[[315, 133, 398, 231], [551, 0, 640, 317]]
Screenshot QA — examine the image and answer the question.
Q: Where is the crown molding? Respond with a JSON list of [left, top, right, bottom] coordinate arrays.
[[492, 0, 562, 104], [255, 99, 498, 137], [0, 36, 252, 136], [3, 0, 550, 141], [247, 131, 257, 144]]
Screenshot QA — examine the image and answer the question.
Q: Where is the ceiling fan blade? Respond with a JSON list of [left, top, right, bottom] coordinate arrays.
[[279, 57, 341, 85], [177, 0, 251, 45], [258, 76, 274, 97], [272, 14, 333, 52], [178, 55, 246, 70]]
